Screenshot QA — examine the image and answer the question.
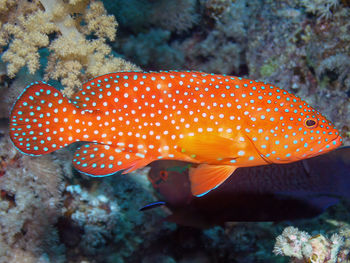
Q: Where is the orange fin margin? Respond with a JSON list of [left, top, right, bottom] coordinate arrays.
[[73, 143, 153, 176], [189, 164, 237, 197]]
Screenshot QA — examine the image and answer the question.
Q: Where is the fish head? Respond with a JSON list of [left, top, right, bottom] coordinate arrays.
[[148, 160, 193, 206], [244, 88, 342, 163], [295, 112, 342, 158]]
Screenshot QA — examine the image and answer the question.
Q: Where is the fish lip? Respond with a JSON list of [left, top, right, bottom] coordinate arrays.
[[307, 134, 342, 158], [319, 134, 342, 153], [263, 134, 342, 163]]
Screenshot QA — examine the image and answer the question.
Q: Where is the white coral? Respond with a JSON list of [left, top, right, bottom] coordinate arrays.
[[273, 226, 311, 259], [274, 226, 347, 262], [0, 135, 65, 262]]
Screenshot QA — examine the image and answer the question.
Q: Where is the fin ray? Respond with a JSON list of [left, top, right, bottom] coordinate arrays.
[[177, 134, 239, 162], [73, 143, 153, 176], [189, 164, 237, 196], [10, 82, 76, 155]]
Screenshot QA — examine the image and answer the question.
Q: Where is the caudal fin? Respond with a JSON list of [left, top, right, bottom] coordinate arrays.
[[9, 82, 78, 155]]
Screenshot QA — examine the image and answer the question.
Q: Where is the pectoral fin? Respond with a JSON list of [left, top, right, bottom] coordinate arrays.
[[189, 164, 237, 197], [177, 134, 239, 162]]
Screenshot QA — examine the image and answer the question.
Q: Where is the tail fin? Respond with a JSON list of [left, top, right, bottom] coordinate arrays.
[[9, 82, 78, 156]]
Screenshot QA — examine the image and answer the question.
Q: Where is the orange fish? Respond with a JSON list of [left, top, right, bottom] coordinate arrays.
[[9, 71, 342, 196]]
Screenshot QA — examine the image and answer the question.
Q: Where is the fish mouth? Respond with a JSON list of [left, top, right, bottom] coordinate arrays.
[[257, 135, 342, 164], [247, 133, 342, 164], [318, 134, 342, 154], [307, 134, 342, 158]]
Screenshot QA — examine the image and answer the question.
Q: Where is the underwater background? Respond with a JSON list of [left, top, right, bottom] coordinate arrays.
[[0, 0, 350, 262]]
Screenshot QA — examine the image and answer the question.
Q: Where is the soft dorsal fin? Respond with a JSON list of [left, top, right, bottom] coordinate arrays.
[[177, 134, 240, 162], [189, 164, 237, 196], [73, 143, 153, 176]]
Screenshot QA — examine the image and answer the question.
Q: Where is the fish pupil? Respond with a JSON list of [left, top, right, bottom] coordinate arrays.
[[306, 120, 316, 127]]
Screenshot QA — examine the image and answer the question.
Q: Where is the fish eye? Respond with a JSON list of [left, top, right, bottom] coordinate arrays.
[[304, 118, 318, 129], [160, 170, 168, 181]]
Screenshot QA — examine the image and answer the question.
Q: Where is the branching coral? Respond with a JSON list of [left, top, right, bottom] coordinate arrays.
[[0, 8, 57, 77], [64, 184, 120, 254], [300, 0, 340, 20], [113, 0, 250, 74], [0, 0, 140, 97], [177, 0, 249, 74], [316, 53, 350, 90], [151, 0, 199, 33], [56, 168, 172, 262], [200, 0, 232, 19], [0, 132, 65, 262]]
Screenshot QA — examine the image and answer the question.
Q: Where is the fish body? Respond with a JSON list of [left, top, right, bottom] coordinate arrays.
[[146, 146, 350, 227], [9, 71, 342, 196]]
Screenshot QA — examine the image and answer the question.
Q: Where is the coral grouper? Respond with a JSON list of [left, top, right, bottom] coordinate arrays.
[[9, 71, 342, 196]]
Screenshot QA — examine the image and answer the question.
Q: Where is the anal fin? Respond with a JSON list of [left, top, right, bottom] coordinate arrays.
[[73, 143, 152, 176], [189, 164, 237, 197]]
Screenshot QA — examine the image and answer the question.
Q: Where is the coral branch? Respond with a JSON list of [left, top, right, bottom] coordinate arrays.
[[0, 0, 140, 97]]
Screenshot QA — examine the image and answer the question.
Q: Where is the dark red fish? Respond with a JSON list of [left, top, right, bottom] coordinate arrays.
[[143, 146, 350, 228]]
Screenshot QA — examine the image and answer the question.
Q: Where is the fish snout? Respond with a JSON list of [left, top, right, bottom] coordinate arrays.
[[319, 134, 343, 154]]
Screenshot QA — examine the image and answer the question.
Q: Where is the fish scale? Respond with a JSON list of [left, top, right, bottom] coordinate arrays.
[[9, 71, 342, 196], [73, 72, 260, 161]]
